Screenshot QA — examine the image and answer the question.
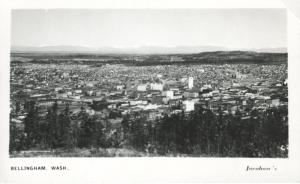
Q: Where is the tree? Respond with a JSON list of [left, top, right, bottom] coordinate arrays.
[[24, 102, 39, 148], [9, 115, 27, 152], [45, 101, 60, 148], [58, 103, 74, 149]]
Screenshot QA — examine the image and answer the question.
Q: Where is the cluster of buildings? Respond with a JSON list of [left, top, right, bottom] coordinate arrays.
[[10, 62, 288, 129]]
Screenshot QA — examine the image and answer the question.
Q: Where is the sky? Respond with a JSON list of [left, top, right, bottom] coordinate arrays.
[[11, 9, 287, 49]]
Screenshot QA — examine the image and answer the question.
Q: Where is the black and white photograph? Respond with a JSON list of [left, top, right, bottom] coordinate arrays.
[[2, 0, 300, 183], [9, 9, 289, 158]]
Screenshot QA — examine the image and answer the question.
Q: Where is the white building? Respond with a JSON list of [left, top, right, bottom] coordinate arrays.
[[202, 92, 213, 98], [137, 104, 161, 110], [86, 109, 95, 115], [180, 77, 188, 83], [232, 83, 241, 87], [62, 72, 69, 78], [129, 100, 144, 106], [69, 95, 81, 100], [271, 99, 280, 106], [150, 83, 163, 91], [184, 92, 199, 98], [162, 90, 174, 99], [116, 85, 124, 90], [55, 87, 63, 92], [86, 90, 94, 96], [74, 89, 82, 94], [86, 82, 94, 87], [56, 93, 68, 98], [235, 71, 247, 79], [137, 84, 147, 91], [173, 95, 183, 100], [188, 77, 194, 89], [183, 100, 195, 112], [198, 68, 205, 73]]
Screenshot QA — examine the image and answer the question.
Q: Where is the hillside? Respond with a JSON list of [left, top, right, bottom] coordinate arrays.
[[11, 51, 287, 65]]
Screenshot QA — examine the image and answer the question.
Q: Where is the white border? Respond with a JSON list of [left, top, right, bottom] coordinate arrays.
[[1, 0, 300, 183]]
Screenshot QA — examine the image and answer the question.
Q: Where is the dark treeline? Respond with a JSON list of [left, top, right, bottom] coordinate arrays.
[[10, 102, 288, 157], [122, 107, 288, 157]]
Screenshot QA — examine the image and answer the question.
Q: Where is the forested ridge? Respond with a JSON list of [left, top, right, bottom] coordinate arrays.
[[10, 101, 288, 157]]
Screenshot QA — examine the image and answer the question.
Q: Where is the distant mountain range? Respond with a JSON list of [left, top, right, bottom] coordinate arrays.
[[11, 45, 287, 54]]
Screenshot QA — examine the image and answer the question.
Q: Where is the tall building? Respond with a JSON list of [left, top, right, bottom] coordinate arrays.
[[188, 77, 193, 89]]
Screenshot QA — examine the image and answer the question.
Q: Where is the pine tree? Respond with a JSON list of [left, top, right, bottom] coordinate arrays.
[[24, 101, 39, 148], [58, 103, 74, 149], [46, 101, 60, 148]]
